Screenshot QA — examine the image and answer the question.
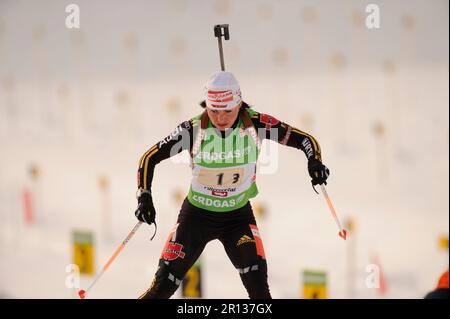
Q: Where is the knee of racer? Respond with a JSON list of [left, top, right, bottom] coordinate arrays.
[[236, 260, 271, 299], [236, 259, 267, 276], [155, 261, 184, 286], [139, 262, 183, 299]]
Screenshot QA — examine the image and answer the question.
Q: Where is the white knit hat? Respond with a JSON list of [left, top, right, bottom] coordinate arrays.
[[205, 71, 242, 110]]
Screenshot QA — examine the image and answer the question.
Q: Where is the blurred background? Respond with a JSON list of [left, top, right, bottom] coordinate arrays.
[[0, 0, 448, 299]]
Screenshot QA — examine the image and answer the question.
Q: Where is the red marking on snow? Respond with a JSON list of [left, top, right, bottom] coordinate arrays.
[[78, 290, 86, 299], [372, 255, 388, 296], [23, 188, 34, 225], [339, 229, 347, 240]]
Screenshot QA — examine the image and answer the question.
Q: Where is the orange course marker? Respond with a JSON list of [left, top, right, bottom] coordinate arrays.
[[23, 188, 34, 225]]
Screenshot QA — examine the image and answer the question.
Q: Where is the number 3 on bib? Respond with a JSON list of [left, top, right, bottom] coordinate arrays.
[[198, 167, 244, 188]]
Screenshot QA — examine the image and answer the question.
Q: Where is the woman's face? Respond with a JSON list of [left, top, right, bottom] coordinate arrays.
[[206, 104, 241, 131]]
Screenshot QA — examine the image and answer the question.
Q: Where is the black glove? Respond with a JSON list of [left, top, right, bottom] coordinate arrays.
[[308, 158, 330, 186], [135, 192, 156, 225]]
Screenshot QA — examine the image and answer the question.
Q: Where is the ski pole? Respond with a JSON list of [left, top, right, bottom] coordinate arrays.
[[214, 24, 230, 71], [319, 184, 347, 240], [78, 221, 143, 299]]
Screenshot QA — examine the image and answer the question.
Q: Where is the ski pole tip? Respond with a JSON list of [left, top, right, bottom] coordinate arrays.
[[78, 289, 86, 299], [339, 229, 347, 240]]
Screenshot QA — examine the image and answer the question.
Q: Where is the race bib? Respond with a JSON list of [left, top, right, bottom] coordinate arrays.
[[197, 167, 244, 188]]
